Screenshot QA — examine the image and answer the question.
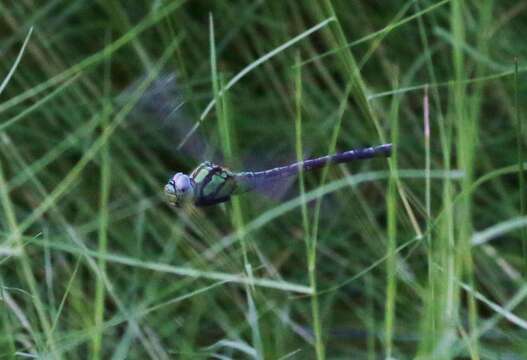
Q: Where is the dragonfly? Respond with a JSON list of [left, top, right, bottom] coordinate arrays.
[[164, 143, 392, 207], [121, 73, 391, 208]]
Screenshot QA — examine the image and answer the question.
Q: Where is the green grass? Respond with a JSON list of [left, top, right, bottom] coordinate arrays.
[[1, 1, 527, 358]]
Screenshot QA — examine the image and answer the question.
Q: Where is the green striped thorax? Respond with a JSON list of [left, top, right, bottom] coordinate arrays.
[[164, 161, 238, 207]]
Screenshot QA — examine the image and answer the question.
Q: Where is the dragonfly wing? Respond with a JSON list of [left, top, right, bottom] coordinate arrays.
[[118, 72, 215, 163], [235, 148, 313, 201], [234, 171, 299, 203]]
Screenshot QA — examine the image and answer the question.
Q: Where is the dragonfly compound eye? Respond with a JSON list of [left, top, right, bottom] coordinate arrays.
[[174, 173, 191, 192], [164, 173, 194, 207]]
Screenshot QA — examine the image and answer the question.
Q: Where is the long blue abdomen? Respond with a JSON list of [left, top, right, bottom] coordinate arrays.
[[235, 144, 392, 193]]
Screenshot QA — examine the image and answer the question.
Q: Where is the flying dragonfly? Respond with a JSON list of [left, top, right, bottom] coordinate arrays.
[[164, 144, 392, 207], [122, 73, 392, 208]]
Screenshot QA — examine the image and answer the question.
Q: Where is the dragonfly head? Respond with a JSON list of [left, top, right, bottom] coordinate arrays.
[[164, 172, 195, 207]]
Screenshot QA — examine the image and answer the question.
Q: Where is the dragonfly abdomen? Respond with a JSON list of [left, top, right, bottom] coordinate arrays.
[[234, 144, 392, 193]]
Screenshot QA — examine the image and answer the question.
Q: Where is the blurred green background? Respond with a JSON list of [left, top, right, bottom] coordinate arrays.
[[1, 0, 526, 358]]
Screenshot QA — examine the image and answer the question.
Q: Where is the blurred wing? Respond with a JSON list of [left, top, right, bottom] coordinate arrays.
[[117, 72, 213, 162], [235, 148, 313, 202], [234, 173, 296, 201]]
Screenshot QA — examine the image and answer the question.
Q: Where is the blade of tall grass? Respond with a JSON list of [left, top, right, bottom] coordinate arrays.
[[385, 75, 400, 358], [472, 216, 527, 246], [294, 53, 325, 360], [50, 256, 82, 335], [92, 41, 113, 359], [515, 60, 526, 273], [451, 1, 480, 356], [29, 239, 314, 294], [212, 13, 264, 358], [367, 68, 527, 100], [0, 27, 32, 95]]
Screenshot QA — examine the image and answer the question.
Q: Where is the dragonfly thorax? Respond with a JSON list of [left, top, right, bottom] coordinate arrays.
[[189, 162, 238, 206], [164, 172, 195, 207], [165, 162, 240, 207]]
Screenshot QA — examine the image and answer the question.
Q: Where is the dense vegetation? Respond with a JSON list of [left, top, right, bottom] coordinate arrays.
[[1, 0, 526, 358]]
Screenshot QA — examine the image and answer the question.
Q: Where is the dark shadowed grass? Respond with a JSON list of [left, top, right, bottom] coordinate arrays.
[[1, 1, 527, 359]]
